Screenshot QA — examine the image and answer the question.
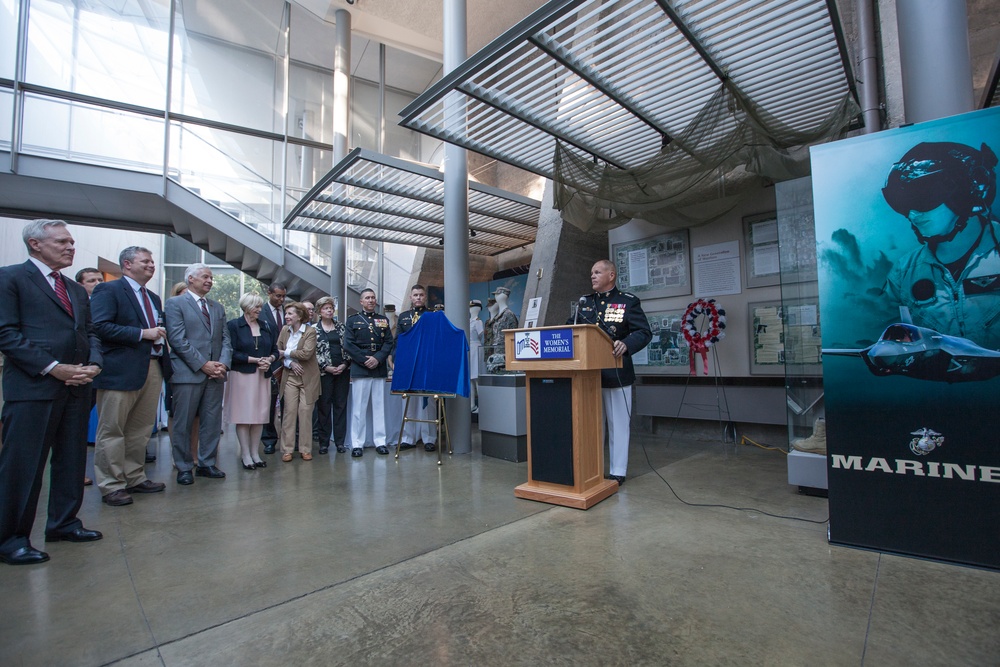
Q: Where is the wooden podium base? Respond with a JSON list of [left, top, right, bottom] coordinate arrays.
[[514, 478, 619, 510]]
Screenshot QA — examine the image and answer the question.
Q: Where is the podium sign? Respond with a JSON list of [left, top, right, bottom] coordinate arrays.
[[512, 328, 574, 360], [504, 325, 622, 509]]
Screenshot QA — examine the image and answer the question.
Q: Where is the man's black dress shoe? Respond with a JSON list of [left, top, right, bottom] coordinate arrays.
[[424, 443, 437, 452], [126, 480, 166, 494], [176, 470, 194, 485], [145, 454, 157, 463], [195, 465, 226, 479], [608, 475, 626, 486], [0, 546, 49, 565], [336, 445, 347, 453], [399, 442, 416, 450], [319, 445, 329, 455], [351, 448, 363, 457], [375, 445, 389, 455], [45, 527, 103, 543], [263, 444, 276, 454]]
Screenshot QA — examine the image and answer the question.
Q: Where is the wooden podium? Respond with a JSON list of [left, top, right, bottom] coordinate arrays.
[[504, 325, 621, 509]]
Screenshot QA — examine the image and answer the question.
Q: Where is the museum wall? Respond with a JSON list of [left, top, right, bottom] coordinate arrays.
[[607, 186, 781, 379]]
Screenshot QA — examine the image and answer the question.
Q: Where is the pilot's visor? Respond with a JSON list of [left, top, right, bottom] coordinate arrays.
[[882, 161, 955, 215]]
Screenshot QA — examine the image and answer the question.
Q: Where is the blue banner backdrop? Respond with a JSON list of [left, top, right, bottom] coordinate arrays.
[[812, 107, 1000, 569]]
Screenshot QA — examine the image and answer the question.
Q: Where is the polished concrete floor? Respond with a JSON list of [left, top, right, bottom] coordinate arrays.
[[2, 422, 998, 666]]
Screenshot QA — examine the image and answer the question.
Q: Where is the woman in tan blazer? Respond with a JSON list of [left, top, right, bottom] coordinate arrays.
[[276, 302, 320, 461]]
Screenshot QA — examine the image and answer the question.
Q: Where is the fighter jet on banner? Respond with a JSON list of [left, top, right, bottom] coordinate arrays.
[[822, 308, 1000, 383]]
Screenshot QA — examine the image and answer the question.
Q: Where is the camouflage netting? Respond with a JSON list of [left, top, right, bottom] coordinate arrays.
[[552, 80, 860, 232]]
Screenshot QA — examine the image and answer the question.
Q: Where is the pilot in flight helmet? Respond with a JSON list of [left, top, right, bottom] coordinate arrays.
[[882, 141, 997, 222]]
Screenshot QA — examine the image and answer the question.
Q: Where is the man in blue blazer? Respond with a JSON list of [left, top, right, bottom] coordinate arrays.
[[91, 247, 173, 506], [165, 263, 233, 485], [0, 220, 104, 565]]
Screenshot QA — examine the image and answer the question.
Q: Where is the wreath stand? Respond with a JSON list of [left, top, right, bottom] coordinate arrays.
[[679, 299, 738, 444], [682, 298, 726, 376], [392, 392, 455, 465]]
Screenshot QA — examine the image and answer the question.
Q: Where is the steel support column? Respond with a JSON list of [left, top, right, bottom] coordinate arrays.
[[856, 0, 880, 133], [896, 0, 974, 124], [444, 0, 471, 454], [330, 8, 350, 319]]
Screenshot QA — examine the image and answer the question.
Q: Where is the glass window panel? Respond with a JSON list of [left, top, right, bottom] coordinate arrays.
[[21, 93, 164, 170], [1, 0, 18, 79], [24, 0, 170, 109], [289, 3, 334, 70], [347, 237, 379, 294], [163, 266, 187, 293], [0, 88, 12, 150], [171, 0, 285, 134], [164, 234, 200, 265], [351, 78, 378, 151], [285, 141, 334, 205], [168, 121, 282, 242], [289, 61, 333, 145], [383, 242, 418, 311], [384, 87, 423, 162], [352, 34, 378, 84]]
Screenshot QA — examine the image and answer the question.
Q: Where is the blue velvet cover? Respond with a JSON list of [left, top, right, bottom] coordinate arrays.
[[391, 311, 470, 397]]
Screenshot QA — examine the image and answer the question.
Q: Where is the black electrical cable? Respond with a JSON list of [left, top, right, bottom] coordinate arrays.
[[614, 307, 829, 526]]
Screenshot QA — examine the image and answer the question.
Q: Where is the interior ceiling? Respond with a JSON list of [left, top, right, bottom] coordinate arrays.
[[177, 1, 998, 108], [399, 0, 859, 181]]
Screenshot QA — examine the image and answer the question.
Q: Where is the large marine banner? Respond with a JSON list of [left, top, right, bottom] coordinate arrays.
[[812, 107, 1000, 569]]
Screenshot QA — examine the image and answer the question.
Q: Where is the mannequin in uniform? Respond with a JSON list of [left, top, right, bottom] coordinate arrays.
[[488, 287, 518, 373], [468, 300, 484, 412], [484, 298, 499, 354]]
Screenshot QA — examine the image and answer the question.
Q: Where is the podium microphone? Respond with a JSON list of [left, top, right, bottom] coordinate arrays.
[[573, 296, 587, 325]]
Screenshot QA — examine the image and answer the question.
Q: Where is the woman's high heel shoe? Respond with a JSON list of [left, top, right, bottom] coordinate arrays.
[[242, 461, 256, 471], [254, 460, 267, 468]]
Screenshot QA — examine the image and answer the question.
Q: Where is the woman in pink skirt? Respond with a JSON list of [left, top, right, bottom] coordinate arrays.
[[225, 293, 279, 470]]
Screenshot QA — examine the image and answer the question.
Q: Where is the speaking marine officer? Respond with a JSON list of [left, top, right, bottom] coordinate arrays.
[[570, 259, 651, 485]]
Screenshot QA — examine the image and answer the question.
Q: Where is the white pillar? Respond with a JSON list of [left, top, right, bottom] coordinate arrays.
[[896, 0, 974, 124], [330, 8, 351, 319], [443, 0, 471, 454]]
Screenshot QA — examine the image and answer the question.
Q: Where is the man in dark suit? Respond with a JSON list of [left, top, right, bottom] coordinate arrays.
[[165, 263, 232, 485], [259, 282, 286, 454], [91, 247, 172, 506], [0, 219, 104, 565]]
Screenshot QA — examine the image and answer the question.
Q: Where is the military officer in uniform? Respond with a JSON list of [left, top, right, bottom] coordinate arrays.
[[344, 288, 394, 457], [570, 259, 652, 485], [395, 284, 437, 452]]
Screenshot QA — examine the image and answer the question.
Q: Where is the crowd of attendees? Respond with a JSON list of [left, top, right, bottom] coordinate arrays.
[[0, 220, 429, 566]]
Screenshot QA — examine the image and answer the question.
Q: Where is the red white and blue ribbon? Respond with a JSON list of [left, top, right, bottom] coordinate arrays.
[[681, 298, 726, 375]]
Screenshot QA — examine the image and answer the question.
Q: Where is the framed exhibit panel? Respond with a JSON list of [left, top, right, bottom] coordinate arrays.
[[775, 177, 819, 285], [633, 308, 689, 375], [611, 230, 691, 300], [743, 211, 780, 288], [748, 296, 822, 376]]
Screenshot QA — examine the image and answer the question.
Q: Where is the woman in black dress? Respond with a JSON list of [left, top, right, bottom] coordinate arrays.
[[314, 296, 351, 454]]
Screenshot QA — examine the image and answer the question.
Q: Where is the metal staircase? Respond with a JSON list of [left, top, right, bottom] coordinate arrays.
[[0, 152, 349, 301]]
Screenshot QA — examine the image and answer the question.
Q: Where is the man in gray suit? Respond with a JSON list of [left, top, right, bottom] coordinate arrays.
[[165, 263, 232, 485]]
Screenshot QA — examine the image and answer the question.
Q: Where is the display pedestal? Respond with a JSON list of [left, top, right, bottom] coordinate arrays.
[[477, 374, 527, 462], [504, 325, 620, 510], [787, 450, 828, 496]]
